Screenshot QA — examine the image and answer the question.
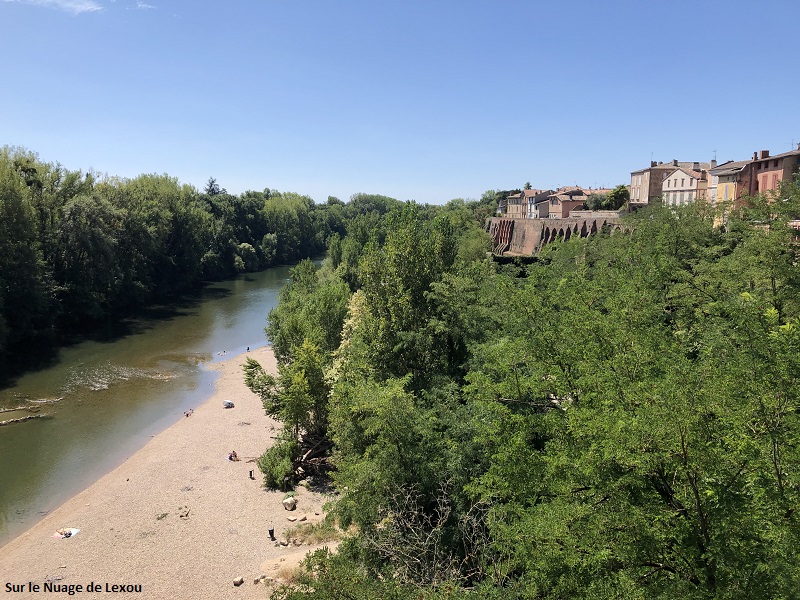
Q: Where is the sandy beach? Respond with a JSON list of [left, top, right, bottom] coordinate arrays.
[[0, 347, 331, 599]]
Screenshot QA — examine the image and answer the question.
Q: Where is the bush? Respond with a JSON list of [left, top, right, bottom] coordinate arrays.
[[257, 435, 299, 490]]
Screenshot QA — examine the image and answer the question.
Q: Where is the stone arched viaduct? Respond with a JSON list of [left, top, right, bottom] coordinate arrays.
[[486, 214, 623, 256]]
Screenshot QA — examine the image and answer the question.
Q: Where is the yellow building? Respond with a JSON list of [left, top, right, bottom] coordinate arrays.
[[709, 160, 752, 207]]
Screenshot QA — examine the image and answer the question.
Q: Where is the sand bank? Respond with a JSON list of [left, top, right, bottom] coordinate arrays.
[[0, 347, 331, 599]]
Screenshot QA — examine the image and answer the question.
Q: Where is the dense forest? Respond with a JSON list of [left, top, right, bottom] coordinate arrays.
[[246, 179, 800, 599], [0, 146, 497, 379]]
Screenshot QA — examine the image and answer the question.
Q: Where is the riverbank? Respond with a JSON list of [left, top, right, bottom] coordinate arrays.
[[0, 347, 332, 599]]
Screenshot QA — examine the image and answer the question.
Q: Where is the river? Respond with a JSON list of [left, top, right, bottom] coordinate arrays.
[[0, 265, 295, 546]]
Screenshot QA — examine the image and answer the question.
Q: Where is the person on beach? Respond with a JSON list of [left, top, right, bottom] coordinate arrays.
[[228, 450, 239, 461]]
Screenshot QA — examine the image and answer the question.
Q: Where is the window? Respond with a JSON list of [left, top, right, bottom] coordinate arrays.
[[680, 192, 685, 204], [772, 174, 779, 189], [681, 178, 685, 187], [690, 178, 694, 186]]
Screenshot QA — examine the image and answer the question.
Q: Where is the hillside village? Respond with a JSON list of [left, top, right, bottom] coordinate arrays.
[[496, 144, 800, 220]]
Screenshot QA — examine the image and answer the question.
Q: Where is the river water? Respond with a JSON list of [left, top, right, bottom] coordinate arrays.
[[0, 266, 295, 546]]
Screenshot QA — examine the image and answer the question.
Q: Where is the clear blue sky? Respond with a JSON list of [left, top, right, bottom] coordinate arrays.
[[2, 0, 798, 204]]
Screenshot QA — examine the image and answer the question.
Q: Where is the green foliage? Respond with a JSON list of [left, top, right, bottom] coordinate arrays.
[[607, 183, 630, 208], [356, 204, 462, 385], [330, 377, 445, 530], [276, 183, 800, 599], [585, 184, 629, 210], [266, 259, 351, 366], [53, 192, 124, 322], [257, 431, 299, 490], [245, 340, 331, 489], [244, 342, 329, 438], [458, 201, 800, 598], [0, 146, 347, 377], [262, 191, 321, 262], [270, 546, 414, 600]]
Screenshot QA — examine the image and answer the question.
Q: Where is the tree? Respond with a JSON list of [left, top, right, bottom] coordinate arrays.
[[586, 184, 629, 211], [204, 177, 226, 196], [0, 152, 52, 362], [52, 192, 123, 324], [245, 339, 331, 488], [290, 187, 800, 598], [607, 183, 630, 209], [266, 259, 350, 365]]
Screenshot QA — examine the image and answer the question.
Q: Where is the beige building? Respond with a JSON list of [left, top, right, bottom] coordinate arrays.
[[661, 167, 709, 206], [500, 189, 554, 218], [630, 160, 713, 207], [525, 189, 553, 218], [504, 192, 526, 218]]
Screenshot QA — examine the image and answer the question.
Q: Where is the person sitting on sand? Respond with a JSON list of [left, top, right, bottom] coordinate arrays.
[[228, 450, 239, 461]]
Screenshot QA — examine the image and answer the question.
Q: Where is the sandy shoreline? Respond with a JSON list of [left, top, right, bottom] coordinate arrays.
[[0, 347, 330, 599]]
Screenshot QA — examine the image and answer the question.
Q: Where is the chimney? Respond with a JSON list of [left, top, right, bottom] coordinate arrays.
[[760, 150, 770, 160], [753, 151, 758, 161], [650, 160, 657, 168], [711, 159, 717, 168], [672, 159, 678, 166], [692, 161, 700, 171], [700, 170, 707, 181]]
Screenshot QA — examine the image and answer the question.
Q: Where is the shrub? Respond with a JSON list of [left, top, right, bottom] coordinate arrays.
[[258, 434, 299, 490]]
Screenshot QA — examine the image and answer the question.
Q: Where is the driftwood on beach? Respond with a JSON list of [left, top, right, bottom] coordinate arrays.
[[294, 434, 334, 478]]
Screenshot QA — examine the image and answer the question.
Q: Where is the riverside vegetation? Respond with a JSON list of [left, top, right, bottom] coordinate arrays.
[[246, 180, 800, 599], [1, 146, 487, 379], [4, 144, 800, 597]]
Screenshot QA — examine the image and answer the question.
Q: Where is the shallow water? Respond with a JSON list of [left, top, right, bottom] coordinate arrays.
[[0, 266, 294, 546]]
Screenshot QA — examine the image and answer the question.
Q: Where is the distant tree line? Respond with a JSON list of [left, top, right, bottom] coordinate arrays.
[[1, 147, 494, 377]]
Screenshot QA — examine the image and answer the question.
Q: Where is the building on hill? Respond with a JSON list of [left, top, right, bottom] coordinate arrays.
[[661, 167, 709, 206], [630, 159, 713, 207], [743, 147, 800, 198], [525, 189, 553, 218], [709, 159, 752, 206], [505, 191, 525, 218], [546, 187, 614, 218], [497, 189, 554, 218]]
